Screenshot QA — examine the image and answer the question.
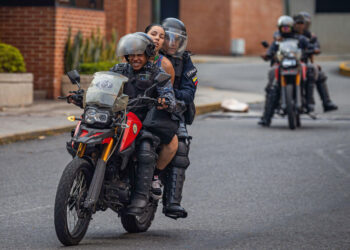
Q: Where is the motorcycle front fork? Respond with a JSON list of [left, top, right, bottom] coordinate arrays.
[[280, 74, 302, 112], [76, 139, 115, 212]]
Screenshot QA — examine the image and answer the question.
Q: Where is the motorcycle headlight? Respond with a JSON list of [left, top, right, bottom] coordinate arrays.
[[84, 108, 110, 125], [282, 59, 297, 67]]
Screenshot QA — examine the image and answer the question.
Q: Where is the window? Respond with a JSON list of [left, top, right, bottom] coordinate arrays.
[[316, 0, 350, 13], [57, 0, 104, 10]]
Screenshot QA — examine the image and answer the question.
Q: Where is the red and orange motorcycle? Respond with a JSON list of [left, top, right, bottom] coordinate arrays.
[[54, 70, 168, 246]]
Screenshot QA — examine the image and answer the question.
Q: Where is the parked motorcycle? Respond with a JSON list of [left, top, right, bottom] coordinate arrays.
[[261, 39, 314, 129], [54, 70, 167, 246]]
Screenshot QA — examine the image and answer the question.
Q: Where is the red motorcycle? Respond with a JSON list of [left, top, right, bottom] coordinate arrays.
[[54, 70, 166, 246]]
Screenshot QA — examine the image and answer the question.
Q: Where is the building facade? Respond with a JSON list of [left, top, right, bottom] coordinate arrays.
[[0, 0, 282, 99]]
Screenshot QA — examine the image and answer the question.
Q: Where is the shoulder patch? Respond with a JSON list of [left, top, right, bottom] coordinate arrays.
[[185, 67, 197, 80], [192, 76, 198, 86]]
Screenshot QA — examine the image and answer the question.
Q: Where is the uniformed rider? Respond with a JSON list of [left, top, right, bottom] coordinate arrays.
[[160, 17, 198, 219], [110, 32, 177, 215], [297, 11, 338, 112]]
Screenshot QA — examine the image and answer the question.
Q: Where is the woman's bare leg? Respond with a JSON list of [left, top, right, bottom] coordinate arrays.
[[156, 135, 178, 170]]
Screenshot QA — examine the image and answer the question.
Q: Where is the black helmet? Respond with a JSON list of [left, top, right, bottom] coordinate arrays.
[[161, 18, 188, 57], [277, 15, 294, 36], [133, 32, 156, 57], [299, 11, 311, 30], [293, 14, 305, 24], [299, 11, 311, 24], [116, 32, 155, 60]]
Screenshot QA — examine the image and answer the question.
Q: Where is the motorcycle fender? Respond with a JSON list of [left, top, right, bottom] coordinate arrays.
[[74, 126, 114, 145]]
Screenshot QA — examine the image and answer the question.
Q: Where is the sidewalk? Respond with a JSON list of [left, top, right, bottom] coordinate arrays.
[[0, 86, 263, 144], [191, 54, 350, 64]]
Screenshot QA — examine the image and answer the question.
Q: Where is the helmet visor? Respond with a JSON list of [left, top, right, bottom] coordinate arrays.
[[116, 34, 148, 57], [163, 28, 188, 57], [281, 26, 292, 33]]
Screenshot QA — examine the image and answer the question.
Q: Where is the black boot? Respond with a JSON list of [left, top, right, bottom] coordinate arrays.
[[316, 76, 338, 112], [305, 81, 315, 113], [163, 167, 187, 219], [258, 85, 279, 127], [127, 140, 156, 216]]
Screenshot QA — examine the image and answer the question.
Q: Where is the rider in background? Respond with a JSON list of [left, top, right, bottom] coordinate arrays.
[[160, 17, 198, 219], [258, 15, 310, 126], [297, 12, 338, 112]]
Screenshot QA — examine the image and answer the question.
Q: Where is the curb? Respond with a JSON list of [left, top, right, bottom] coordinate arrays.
[[0, 103, 223, 145], [0, 125, 75, 145], [339, 62, 350, 77]]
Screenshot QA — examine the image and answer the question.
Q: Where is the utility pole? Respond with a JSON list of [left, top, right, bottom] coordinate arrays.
[[284, 0, 290, 15], [152, 0, 161, 23]]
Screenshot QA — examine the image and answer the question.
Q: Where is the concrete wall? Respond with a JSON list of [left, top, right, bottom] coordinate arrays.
[[289, 0, 350, 53]]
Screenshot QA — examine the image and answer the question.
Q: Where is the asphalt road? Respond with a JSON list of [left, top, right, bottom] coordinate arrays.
[[0, 60, 349, 249]]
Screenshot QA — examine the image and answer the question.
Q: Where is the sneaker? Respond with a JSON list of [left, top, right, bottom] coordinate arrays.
[[151, 175, 162, 200]]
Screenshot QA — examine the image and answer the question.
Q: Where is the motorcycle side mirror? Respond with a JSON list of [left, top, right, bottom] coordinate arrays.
[[143, 72, 171, 96], [67, 70, 81, 87], [154, 72, 171, 87], [261, 40, 269, 48]]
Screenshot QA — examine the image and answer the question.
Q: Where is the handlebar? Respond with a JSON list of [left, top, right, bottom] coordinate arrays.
[[127, 96, 170, 111]]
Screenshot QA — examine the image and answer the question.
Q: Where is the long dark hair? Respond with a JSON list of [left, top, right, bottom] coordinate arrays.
[[145, 23, 164, 34]]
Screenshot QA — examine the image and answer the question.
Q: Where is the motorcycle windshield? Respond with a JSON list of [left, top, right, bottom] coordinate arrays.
[[279, 39, 300, 55], [277, 39, 302, 60], [85, 71, 129, 111]]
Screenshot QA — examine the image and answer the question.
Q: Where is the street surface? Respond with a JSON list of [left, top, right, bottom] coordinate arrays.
[[1, 60, 349, 249]]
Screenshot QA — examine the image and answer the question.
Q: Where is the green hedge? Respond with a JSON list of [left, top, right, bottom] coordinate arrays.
[[0, 43, 26, 73], [79, 61, 118, 75]]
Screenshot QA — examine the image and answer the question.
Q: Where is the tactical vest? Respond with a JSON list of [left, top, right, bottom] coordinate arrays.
[[167, 56, 184, 90], [111, 63, 158, 99]]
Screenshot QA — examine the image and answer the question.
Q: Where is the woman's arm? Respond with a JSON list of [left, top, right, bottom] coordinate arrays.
[[161, 57, 175, 85]]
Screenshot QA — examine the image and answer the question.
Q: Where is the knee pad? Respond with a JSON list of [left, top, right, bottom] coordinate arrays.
[[317, 70, 327, 83], [171, 140, 190, 169], [307, 66, 316, 82], [137, 140, 156, 164], [177, 122, 188, 139]]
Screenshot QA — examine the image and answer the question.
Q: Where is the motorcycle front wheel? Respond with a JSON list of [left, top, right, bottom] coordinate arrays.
[[54, 158, 93, 246], [121, 200, 158, 233], [286, 84, 296, 130]]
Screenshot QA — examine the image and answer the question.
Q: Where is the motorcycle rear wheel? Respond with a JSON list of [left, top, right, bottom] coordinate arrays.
[[54, 158, 93, 246], [121, 200, 158, 233], [286, 84, 296, 130]]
